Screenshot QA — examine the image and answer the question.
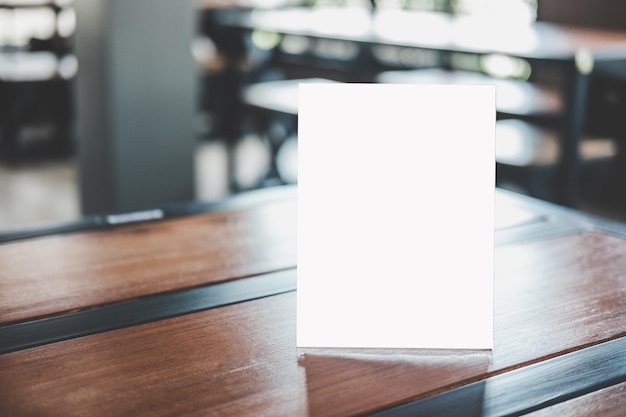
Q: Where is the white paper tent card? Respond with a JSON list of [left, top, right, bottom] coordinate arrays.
[[297, 83, 494, 350]]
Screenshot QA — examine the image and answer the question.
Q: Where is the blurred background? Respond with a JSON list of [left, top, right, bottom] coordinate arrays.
[[2, 0, 626, 233]]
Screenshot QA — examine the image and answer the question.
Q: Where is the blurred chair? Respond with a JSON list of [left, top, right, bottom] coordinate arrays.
[[238, 77, 337, 189], [0, 2, 75, 161], [0, 54, 74, 160], [537, 0, 626, 205], [495, 119, 616, 198], [376, 67, 617, 200]]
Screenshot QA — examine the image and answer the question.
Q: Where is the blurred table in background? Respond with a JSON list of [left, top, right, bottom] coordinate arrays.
[[213, 7, 626, 207]]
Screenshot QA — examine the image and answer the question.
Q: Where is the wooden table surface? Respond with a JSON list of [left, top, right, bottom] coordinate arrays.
[[0, 185, 625, 416]]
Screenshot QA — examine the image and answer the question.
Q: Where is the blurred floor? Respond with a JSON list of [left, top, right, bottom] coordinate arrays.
[[0, 159, 80, 231]]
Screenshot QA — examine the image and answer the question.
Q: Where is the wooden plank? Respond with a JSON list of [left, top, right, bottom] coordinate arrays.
[[367, 338, 626, 417], [0, 188, 581, 326], [1, 231, 625, 417], [494, 188, 585, 245], [0, 269, 296, 354], [0, 293, 308, 417], [493, 232, 626, 365], [0, 199, 297, 325], [524, 381, 626, 417], [494, 191, 545, 230]]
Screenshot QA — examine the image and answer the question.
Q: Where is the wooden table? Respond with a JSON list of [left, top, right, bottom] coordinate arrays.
[[1, 185, 625, 416], [215, 7, 626, 207]]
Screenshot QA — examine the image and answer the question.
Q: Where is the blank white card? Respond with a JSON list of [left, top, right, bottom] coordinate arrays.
[[297, 83, 495, 350]]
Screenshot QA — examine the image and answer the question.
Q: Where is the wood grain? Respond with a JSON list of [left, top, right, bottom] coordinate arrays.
[[0, 269, 296, 354], [0, 189, 544, 326], [525, 382, 626, 417], [0, 199, 297, 325], [1, 231, 625, 417], [493, 231, 626, 368]]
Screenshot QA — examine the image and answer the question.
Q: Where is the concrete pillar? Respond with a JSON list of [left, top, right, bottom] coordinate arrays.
[[74, 0, 197, 214]]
